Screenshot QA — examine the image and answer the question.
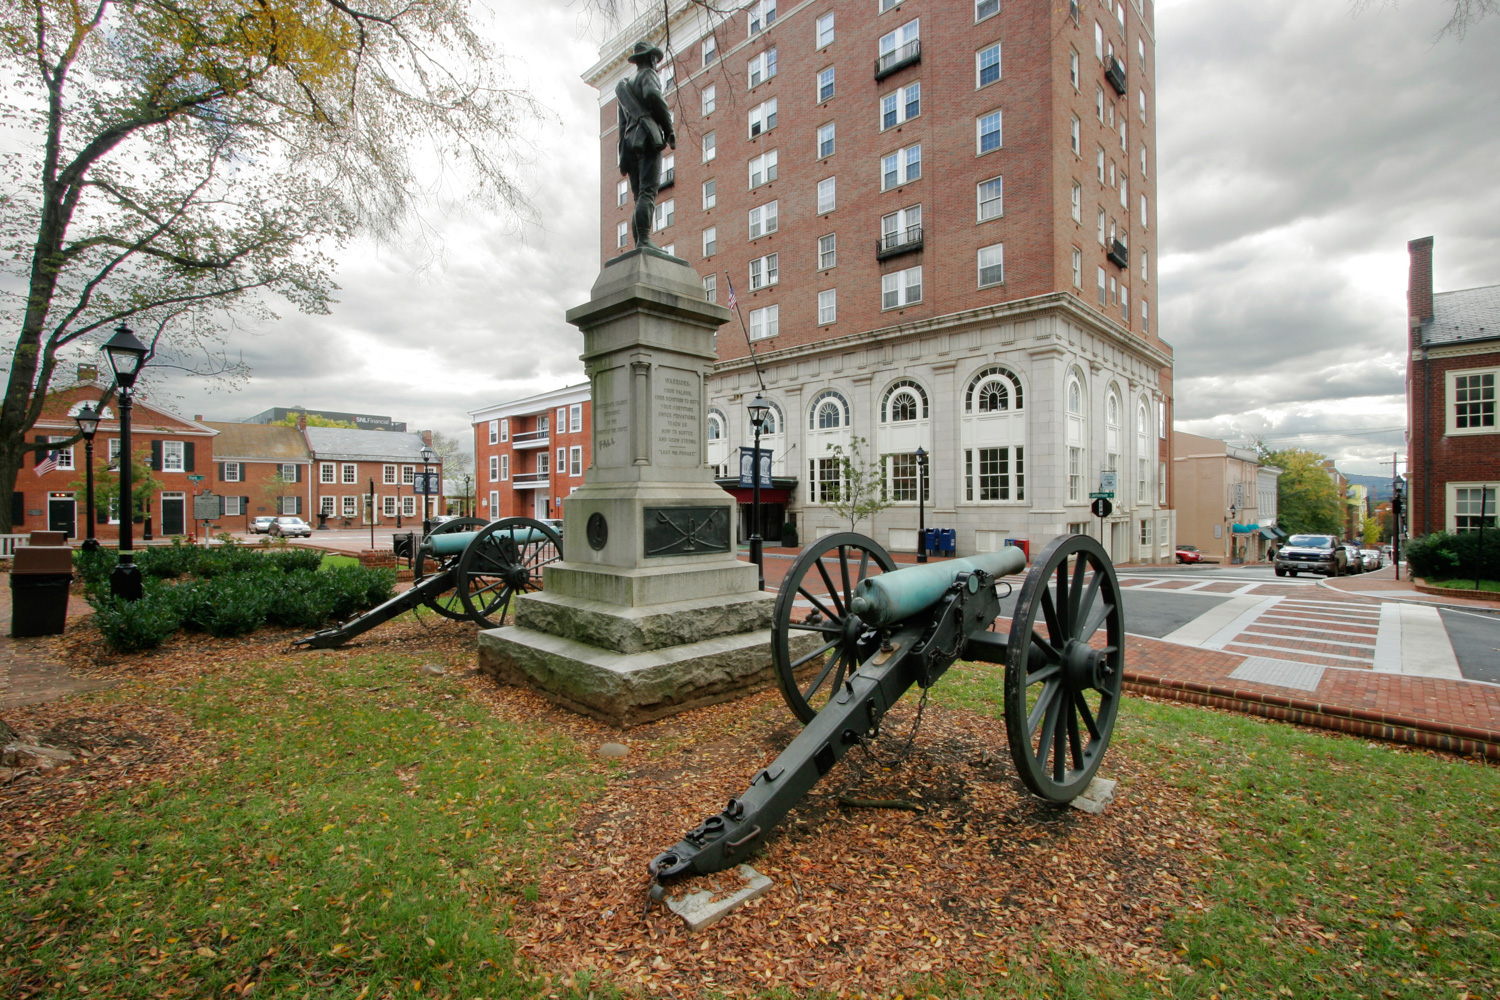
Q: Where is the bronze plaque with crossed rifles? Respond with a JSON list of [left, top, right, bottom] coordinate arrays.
[[643, 506, 730, 557]]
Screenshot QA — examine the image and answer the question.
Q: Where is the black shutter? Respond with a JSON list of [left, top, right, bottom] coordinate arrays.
[[295, 465, 303, 483], [184, 441, 195, 471], [295, 495, 303, 515], [12, 491, 24, 526], [33, 436, 48, 465], [150, 440, 161, 470], [97, 504, 109, 524], [218, 462, 225, 480]]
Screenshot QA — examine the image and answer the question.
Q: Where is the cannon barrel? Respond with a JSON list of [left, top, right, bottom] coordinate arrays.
[[848, 546, 1026, 627], [419, 526, 553, 558]]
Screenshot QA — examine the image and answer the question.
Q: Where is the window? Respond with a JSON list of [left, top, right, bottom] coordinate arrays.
[[1070, 48, 1080, 88], [499, 419, 508, 443], [976, 43, 1001, 87], [817, 288, 837, 325], [749, 98, 778, 136], [537, 453, 549, 476], [809, 389, 850, 430], [1070, 115, 1080, 155], [702, 178, 716, 210], [977, 244, 1004, 287], [1160, 461, 1168, 504], [882, 204, 921, 250], [281, 463, 297, 482], [1097, 266, 1106, 305], [817, 176, 836, 213], [557, 447, 565, 475], [402, 465, 415, 484], [703, 33, 717, 66], [878, 20, 920, 74], [886, 453, 928, 502], [1069, 446, 1083, 503], [880, 82, 920, 129], [1141, 249, 1149, 283], [489, 455, 500, 481], [487, 420, 499, 445], [660, 63, 676, 92], [748, 48, 778, 88], [569, 446, 582, 476], [702, 226, 717, 257], [616, 221, 628, 248], [817, 13, 835, 48], [1121, 176, 1128, 208], [320, 495, 336, 517], [978, 176, 1004, 221], [616, 179, 628, 207], [1069, 181, 1082, 222], [702, 84, 716, 116], [1142, 298, 1149, 334], [748, 200, 779, 239], [223, 461, 241, 482], [1451, 371, 1497, 432], [976, 110, 1002, 153], [1097, 208, 1106, 244], [749, 304, 779, 340], [342, 495, 358, 517], [1097, 145, 1106, 182], [881, 144, 921, 190], [811, 457, 842, 503], [882, 379, 928, 422], [1094, 21, 1104, 60], [703, 274, 717, 303], [817, 66, 835, 102], [402, 496, 416, 517], [160, 440, 184, 472], [557, 407, 566, 431], [320, 462, 335, 483], [653, 198, 675, 230], [1071, 247, 1083, 288], [965, 447, 1023, 501], [1096, 85, 1105, 123], [748, 0, 776, 34], [1140, 518, 1152, 548], [224, 496, 243, 516], [703, 131, 716, 162], [881, 265, 922, 309], [342, 463, 357, 484], [748, 149, 778, 188], [1139, 87, 1146, 121], [1140, 144, 1148, 177], [749, 252, 779, 289], [817, 122, 836, 158], [976, 0, 999, 22], [500, 454, 509, 480], [1121, 284, 1129, 321], [381, 495, 395, 517], [1137, 403, 1150, 504], [1454, 486, 1498, 531], [818, 233, 837, 270], [1141, 194, 1149, 227], [879, 0, 899, 10]]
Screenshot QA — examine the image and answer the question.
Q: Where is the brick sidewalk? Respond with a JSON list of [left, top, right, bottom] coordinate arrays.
[[0, 578, 112, 709]]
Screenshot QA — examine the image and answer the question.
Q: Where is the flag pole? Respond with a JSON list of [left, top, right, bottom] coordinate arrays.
[[723, 271, 766, 394]]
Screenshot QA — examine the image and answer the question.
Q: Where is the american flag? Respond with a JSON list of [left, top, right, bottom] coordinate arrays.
[[34, 453, 58, 477], [726, 277, 737, 311]]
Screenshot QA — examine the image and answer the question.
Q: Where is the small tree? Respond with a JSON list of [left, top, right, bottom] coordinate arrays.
[[1362, 514, 1382, 547], [1260, 447, 1344, 535], [66, 457, 159, 525], [825, 437, 891, 533]]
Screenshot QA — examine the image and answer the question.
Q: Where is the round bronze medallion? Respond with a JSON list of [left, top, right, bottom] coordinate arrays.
[[586, 512, 609, 550]]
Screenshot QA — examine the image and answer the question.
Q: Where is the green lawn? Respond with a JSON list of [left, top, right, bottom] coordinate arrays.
[[1423, 577, 1500, 593], [319, 553, 361, 570], [3, 652, 1496, 999]]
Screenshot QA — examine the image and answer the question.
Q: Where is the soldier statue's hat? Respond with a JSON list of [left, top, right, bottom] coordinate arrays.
[[626, 39, 664, 65]]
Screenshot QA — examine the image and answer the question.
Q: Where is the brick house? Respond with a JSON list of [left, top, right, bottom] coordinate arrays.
[[202, 421, 314, 529], [18, 379, 217, 539], [1406, 236, 1499, 535], [582, 0, 1174, 561], [304, 427, 443, 527], [471, 383, 591, 522]]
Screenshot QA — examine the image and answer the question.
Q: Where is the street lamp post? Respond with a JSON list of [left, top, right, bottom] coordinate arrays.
[[74, 403, 102, 553], [463, 475, 472, 518], [420, 444, 437, 537], [915, 446, 929, 563], [747, 395, 770, 592], [103, 324, 148, 601]]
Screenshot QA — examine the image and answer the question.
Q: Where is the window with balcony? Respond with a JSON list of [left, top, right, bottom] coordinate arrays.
[[749, 252, 779, 289], [879, 204, 922, 257], [881, 265, 922, 309], [880, 82, 920, 129], [881, 144, 921, 190], [876, 20, 920, 80], [748, 200, 778, 239]]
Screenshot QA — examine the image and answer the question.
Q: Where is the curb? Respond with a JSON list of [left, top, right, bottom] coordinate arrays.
[[1314, 574, 1500, 614], [1413, 582, 1500, 603], [1122, 671, 1500, 760]]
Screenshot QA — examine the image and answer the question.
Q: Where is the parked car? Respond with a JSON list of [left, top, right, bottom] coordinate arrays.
[[1175, 544, 1203, 564], [1341, 542, 1365, 573], [1275, 534, 1348, 577], [250, 516, 276, 534], [429, 514, 460, 527], [1361, 548, 1383, 571], [269, 516, 312, 538]]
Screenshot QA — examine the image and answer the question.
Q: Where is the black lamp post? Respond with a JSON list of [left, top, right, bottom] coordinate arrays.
[[747, 394, 769, 592], [463, 474, 472, 518], [420, 444, 437, 537], [103, 323, 148, 600], [915, 446, 929, 563], [74, 403, 102, 553]]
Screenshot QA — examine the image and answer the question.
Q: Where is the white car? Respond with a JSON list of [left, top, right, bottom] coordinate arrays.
[[1361, 548, 1383, 571], [250, 516, 276, 534], [269, 516, 312, 538]]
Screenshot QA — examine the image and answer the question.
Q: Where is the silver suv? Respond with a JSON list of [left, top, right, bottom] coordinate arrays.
[[1275, 534, 1348, 577]]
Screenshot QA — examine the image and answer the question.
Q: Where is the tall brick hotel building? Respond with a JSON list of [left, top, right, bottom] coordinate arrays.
[[583, 0, 1174, 561]]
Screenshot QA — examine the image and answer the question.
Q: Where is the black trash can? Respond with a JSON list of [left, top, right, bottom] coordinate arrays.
[[11, 546, 74, 638]]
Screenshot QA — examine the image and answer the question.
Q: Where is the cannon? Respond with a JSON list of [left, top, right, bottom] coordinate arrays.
[[647, 531, 1123, 888], [293, 516, 563, 649]]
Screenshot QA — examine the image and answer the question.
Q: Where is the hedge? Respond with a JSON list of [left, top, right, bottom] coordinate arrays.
[[1404, 530, 1500, 581]]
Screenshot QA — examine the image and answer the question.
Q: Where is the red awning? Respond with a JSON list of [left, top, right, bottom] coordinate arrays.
[[723, 487, 792, 503]]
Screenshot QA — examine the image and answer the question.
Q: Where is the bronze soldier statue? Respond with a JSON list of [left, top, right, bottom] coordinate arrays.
[[616, 40, 676, 251]]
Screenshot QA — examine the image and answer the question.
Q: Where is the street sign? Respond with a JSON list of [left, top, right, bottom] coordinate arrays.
[[1090, 498, 1113, 519], [1089, 491, 1114, 499], [187, 475, 205, 482], [1100, 472, 1118, 493]]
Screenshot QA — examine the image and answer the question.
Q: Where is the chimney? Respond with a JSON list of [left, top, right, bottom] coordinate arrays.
[[194, 414, 203, 422], [1407, 236, 1434, 328], [421, 429, 433, 447], [297, 412, 307, 432]]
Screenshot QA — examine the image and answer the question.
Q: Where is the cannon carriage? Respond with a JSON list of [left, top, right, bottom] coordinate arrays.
[[648, 531, 1125, 889]]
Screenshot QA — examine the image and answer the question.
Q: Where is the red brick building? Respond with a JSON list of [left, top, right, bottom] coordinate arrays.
[[17, 379, 217, 540], [471, 383, 591, 522], [304, 426, 443, 527], [203, 421, 314, 530], [1406, 236, 1499, 536], [583, 0, 1175, 561]]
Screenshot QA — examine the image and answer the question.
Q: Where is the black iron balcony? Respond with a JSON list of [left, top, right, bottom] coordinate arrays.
[[659, 167, 675, 190], [1108, 238, 1129, 268], [876, 227, 924, 260], [1106, 57, 1127, 95], [875, 39, 921, 81]]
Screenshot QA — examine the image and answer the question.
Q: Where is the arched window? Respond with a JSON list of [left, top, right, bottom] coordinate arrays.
[[707, 411, 725, 440], [1065, 368, 1086, 503], [1105, 386, 1122, 476], [808, 389, 850, 430], [1067, 378, 1082, 415], [1136, 400, 1151, 505], [880, 378, 929, 422], [964, 366, 1024, 412]]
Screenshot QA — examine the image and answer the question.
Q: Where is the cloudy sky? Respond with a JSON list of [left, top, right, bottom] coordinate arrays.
[[136, 0, 1499, 477]]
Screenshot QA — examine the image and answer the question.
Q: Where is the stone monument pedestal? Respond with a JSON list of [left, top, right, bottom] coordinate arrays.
[[477, 250, 806, 726]]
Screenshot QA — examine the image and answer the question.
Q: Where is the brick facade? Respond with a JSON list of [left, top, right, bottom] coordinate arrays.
[[1405, 237, 1500, 536], [472, 384, 592, 523], [583, 0, 1175, 561], [305, 428, 443, 528]]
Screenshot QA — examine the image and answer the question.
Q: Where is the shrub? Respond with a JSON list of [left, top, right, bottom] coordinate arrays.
[[93, 591, 181, 652], [1406, 531, 1500, 581], [201, 581, 272, 637], [264, 574, 338, 630]]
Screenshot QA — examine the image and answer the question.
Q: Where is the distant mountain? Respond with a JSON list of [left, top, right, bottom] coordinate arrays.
[[1343, 473, 1400, 503]]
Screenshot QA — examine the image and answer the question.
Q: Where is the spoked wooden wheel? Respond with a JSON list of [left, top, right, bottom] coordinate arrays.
[[1004, 533, 1124, 802], [771, 532, 897, 724], [455, 517, 563, 629], [414, 517, 487, 620]]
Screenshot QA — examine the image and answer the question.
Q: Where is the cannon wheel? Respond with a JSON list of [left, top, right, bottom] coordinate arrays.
[[772, 532, 898, 724], [1004, 533, 1124, 803], [414, 517, 488, 620], [455, 517, 564, 629]]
